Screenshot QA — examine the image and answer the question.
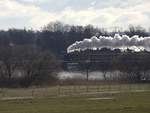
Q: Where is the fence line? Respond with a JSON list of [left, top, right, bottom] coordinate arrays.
[[0, 84, 150, 98]]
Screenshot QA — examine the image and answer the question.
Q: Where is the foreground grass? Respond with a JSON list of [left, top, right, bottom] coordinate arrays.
[[0, 91, 150, 113]]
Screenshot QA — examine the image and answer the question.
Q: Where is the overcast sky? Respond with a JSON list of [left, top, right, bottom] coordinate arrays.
[[0, 0, 150, 30]]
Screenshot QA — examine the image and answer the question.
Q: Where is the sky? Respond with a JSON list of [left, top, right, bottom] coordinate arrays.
[[0, 0, 150, 30]]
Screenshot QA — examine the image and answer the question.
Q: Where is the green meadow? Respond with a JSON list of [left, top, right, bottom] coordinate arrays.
[[0, 84, 150, 113]]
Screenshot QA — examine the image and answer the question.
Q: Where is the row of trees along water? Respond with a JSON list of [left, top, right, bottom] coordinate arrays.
[[66, 49, 150, 83], [0, 21, 150, 87], [0, 45, 60, 87]]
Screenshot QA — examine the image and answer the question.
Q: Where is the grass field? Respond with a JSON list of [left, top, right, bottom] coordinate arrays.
[[0, 84, 150, 113]]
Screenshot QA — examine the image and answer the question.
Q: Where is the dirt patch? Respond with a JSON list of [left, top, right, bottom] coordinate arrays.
[[1, 96, 33, 100], [132, 90, 149, 93], [87, 97, 114, 100]]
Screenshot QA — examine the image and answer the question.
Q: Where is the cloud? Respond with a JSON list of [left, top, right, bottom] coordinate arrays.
[[0, 0, 150, 30], [0, 0, 54, 29]]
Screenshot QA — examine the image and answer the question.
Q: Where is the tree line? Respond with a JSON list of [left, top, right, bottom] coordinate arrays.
[[66, 49, 150, 83], [0, 21, 150, 58], [0, 21, 150, 87], [0, 45, 59, 87]]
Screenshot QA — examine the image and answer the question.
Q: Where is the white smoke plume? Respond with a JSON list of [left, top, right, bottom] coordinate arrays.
[[67, 34, 150, 53]]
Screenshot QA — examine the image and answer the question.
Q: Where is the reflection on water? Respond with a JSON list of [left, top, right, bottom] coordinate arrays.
[[58, 71, 120, 80]]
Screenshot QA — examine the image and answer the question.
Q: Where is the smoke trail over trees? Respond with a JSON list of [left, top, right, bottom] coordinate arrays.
[[67, 34, 150, 53]]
